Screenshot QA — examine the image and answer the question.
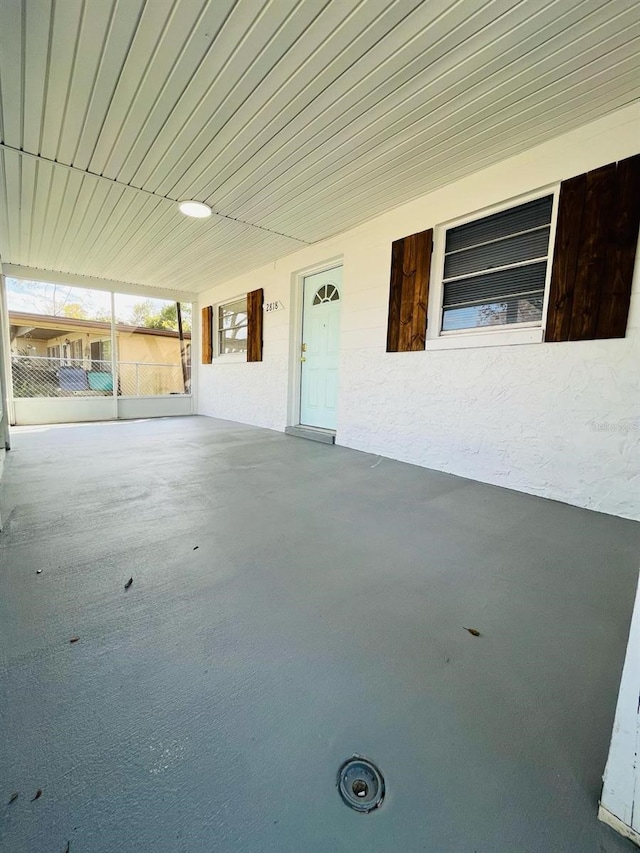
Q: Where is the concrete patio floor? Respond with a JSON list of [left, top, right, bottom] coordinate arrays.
[[1, 415, 639, 853]]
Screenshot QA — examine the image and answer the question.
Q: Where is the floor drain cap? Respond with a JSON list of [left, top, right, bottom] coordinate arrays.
[[338, 756, 385, 812]]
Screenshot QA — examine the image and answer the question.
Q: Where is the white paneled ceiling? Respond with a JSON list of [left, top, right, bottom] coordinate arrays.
[[0, 0, 638, 293]]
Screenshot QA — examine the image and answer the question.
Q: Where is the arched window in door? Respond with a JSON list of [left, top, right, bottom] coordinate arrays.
[[313, 283, 340, 305]]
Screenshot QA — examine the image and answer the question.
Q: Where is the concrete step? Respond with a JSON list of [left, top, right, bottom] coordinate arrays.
[[285, 425, 335, 444]]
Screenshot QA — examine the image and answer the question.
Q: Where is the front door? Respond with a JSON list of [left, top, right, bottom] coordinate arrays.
[[300, 267, 342, 430]]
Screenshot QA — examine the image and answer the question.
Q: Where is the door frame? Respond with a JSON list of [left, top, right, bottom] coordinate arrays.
[[287, 256, 343, 429]]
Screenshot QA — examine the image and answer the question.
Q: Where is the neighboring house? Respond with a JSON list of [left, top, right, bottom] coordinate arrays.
[[9, 311, 191, 396]]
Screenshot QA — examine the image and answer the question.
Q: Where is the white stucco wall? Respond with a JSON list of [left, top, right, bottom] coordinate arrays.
[[197, 103, 640, 520]]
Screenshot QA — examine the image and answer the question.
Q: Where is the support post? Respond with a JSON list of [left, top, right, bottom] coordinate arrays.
[[177, 302, 189, 394], [110, 292, 118, 419], [0, 273, 12, 447]]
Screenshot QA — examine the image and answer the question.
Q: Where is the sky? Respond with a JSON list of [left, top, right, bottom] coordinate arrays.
[[5, 278, 191, 325]]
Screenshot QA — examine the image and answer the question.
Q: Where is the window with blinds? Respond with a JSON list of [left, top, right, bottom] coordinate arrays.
[[441, 195, 554, 332]]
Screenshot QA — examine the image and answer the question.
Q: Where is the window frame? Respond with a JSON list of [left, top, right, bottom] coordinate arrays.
[[426, 185, 560, 350], [71, 339, 83, 361], [215, 294, 248, 362], [90, 338, 112, 371]]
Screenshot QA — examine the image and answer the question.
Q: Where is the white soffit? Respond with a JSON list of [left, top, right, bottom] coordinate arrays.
[[1, 263, 199, 304], [0, 0, 638, 293]]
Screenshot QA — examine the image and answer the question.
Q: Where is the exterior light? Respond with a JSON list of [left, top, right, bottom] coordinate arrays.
[[178, 201, 212, 218]]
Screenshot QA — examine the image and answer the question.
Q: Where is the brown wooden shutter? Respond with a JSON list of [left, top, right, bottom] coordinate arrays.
[[201, 305, 213, 364], [247, 288, 263, 362], [386, 228, 433, 352], [545, 154, 640, 342], [597, 154, 640, 338]]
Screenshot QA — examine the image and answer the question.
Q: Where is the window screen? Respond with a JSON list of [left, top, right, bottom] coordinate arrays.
[[441, 195, 553, 332], [218, 298, 248, 354]]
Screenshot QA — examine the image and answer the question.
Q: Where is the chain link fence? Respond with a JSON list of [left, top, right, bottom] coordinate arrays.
[[118, 361, 187, 396], [11, 356, 188, 398]]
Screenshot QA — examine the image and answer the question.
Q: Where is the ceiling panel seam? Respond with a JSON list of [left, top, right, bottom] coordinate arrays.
[[114, 0, 233, 185], [130, 0, 272, 192], [56, 176, 99, 270], [258, 52, 639, 233], [0, 141, 310, 245], [207, 0, 623, 216], [53, 0, 86, 163], [34, 0, 57, 155], [158, 0, 333, 198], [68, 183, 126, 270], [236, 21, 639, 225], [19, 0, 26, 150], [282, 84, 640, 239], [52, 172, 92, 269], [87, 0, 178, 174], [220, 0, 599, 212], [101, 0, 188, 177], [68, 0, 118, 165], [193, 0, 473, 204], [176, 0, 422, 202], [75, 0, 146, 170], [19, 158, 35, 264]]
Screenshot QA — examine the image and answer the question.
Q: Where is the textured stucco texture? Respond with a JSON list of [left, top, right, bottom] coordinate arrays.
[[197, 104, 640, 521], [1, 416, 639, 853]]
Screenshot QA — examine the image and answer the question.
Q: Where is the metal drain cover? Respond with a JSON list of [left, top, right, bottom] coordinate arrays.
[[338, 756, 385, 812]]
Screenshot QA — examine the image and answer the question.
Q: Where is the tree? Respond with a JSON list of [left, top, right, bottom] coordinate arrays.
[[32, 283, 76, 316], [130, 300, 155, 327], [61, 303, 88, 319], [130, 300, 192, 332], [8, 280, 110, 320]]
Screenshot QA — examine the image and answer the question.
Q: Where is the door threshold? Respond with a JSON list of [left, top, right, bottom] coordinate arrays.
[[285, 425, 336, 445]]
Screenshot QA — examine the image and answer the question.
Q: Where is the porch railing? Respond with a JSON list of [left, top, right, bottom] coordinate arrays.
[[10, 355, 190, 398]]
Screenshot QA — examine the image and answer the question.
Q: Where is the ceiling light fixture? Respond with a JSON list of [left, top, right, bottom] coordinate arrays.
[[178, 200, 212, 218]]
